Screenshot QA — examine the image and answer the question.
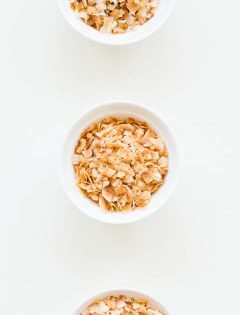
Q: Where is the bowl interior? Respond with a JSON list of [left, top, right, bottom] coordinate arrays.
[[58, 0, 175, 45], [73, 289, 170, 315], [60, 101, 179, 224]]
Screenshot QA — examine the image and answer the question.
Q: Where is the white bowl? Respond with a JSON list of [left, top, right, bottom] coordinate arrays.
[[58, 0, 175, 45], [73, 289, 171, 315], [60, 100, 179, 224]]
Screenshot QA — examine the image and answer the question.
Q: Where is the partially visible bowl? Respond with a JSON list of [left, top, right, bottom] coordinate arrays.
[[73, 289, 171, 315], [58, 0, 175, 45], [60, 100, 179, 224]]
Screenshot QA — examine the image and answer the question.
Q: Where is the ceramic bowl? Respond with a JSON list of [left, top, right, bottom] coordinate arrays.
[[58, 0, 175, 45], [73, 289, 171, 315], [60, 100, 179, 224]]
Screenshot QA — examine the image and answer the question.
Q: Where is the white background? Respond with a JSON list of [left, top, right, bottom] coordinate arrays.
[[0, 0, 240, 314]]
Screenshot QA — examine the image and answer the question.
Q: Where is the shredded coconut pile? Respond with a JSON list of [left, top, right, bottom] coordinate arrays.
[[69, 0, 159, 34], [73, 117, 168, 212], [81, 295, 165, 315]]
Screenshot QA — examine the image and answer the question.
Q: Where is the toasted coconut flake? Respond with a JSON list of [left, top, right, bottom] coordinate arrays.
[[102, 187, 114, 202], [125, 185, 133, 204], [73, 117, 168, 212], [141, 170, 153, 184], [82, 148, 92, 159], [105, 167, 116, 177], [152, 172, 162, 182], [99, 196, 109, 211], [116, 171, 126, 179], [135, 191, 151, 207], [112, 178, 122, 188], [72, 154, 81, 165], [90, 302, 109, 314], [115, 300, 126, 309], [114, 185, 127, 195], [89, 193, 99, 201], [117, 148, 128, 158], [154, 137, 165, 152], [100, 16, 115, 33], [69, 0, 158, 33], [76, 138, 87, 154], [92, 168, 99, 178], [126, 0, 141, 14], [159, 156, 168, 168], [83, 295, 165, 315]]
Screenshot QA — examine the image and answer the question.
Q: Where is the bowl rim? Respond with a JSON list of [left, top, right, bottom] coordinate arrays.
[[72, 288, 171, 315], [57, 0, 176, 45], [59, 100, 180, 224]]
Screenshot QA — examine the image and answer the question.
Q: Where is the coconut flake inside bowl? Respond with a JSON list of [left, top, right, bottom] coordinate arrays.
[[80, 295, 165, 315], [69, 0, 159, 34], [72, 116, 168, 212]]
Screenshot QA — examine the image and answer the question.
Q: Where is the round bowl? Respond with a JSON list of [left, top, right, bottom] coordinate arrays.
[[58, 0, 175, 45], [73, 289, 171, 315], [60, 100, 179, 224]]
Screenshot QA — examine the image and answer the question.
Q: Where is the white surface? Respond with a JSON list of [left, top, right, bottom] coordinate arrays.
[[58, 0, 175, 45], [0, 0, 239, 314], [61, 101, 179, 224]]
